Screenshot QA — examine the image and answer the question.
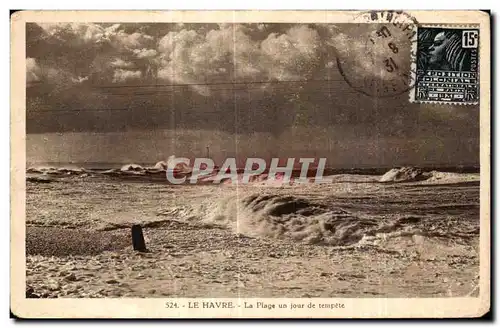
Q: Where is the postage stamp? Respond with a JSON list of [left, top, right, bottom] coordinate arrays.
[[411, 26, 480, 104]]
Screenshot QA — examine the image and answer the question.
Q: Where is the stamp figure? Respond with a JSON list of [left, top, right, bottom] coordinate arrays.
[[412, 27, 479, 104]]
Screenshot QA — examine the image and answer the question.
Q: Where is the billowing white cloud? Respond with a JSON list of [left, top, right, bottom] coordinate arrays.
[[112, 69, 142, 83], [261, 25, 322, 80], [26, 57, 85, 86], [29, 22, 420, 95], [133, 48, 158, 58], [31, 22, 416, 96], [29, 23, 158, 86], [110, 58, 135, 69], [71, 76, 89, 84], [112, 31, 154, 50], [37, 23, 154, 50], [156, 24, 327, 95], [37, 23, 108, 44]]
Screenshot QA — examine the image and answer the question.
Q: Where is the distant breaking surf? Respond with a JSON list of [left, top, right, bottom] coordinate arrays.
[[26, 163, 480, 186]]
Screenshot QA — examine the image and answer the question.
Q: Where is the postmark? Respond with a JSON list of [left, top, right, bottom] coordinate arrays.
[[336, 11, 418, 98], [410, 26, 479, 104]]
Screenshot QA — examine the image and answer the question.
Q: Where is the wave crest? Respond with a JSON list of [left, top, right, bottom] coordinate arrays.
[[184, 193, 381, 245]]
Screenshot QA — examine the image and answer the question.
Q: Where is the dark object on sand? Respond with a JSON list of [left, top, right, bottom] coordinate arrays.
[[131, 225, 147, 252]]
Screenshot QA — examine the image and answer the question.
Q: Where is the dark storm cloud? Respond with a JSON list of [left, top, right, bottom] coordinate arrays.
[[26, 22, 478, 144]]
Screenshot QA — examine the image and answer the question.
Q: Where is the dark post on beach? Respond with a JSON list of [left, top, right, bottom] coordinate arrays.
[[131, 224, 147, 252]]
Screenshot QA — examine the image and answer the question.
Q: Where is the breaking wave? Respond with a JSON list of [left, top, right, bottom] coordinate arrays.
[[379, 167, 430, 182], [120, 163, 144, 172], [379, 167, 480, 184], [158, 192, 471, 247], [27, 166, 87, 175]]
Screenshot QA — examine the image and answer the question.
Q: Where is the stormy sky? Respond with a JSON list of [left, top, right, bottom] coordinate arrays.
[[26, 23, 479, 166]]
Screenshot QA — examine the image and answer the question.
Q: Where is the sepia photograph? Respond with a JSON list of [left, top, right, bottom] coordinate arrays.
[[11, 10, 490, 318]]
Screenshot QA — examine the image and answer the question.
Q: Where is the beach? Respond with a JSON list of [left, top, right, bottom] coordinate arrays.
[[25, 168, 480, 298]]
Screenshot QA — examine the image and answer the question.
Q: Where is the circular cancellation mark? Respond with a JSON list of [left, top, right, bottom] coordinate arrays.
[[336, 11, 419, 98]]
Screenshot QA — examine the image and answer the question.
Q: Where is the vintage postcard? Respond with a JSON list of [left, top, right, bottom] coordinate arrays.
[[10, 10, 490, 319]]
